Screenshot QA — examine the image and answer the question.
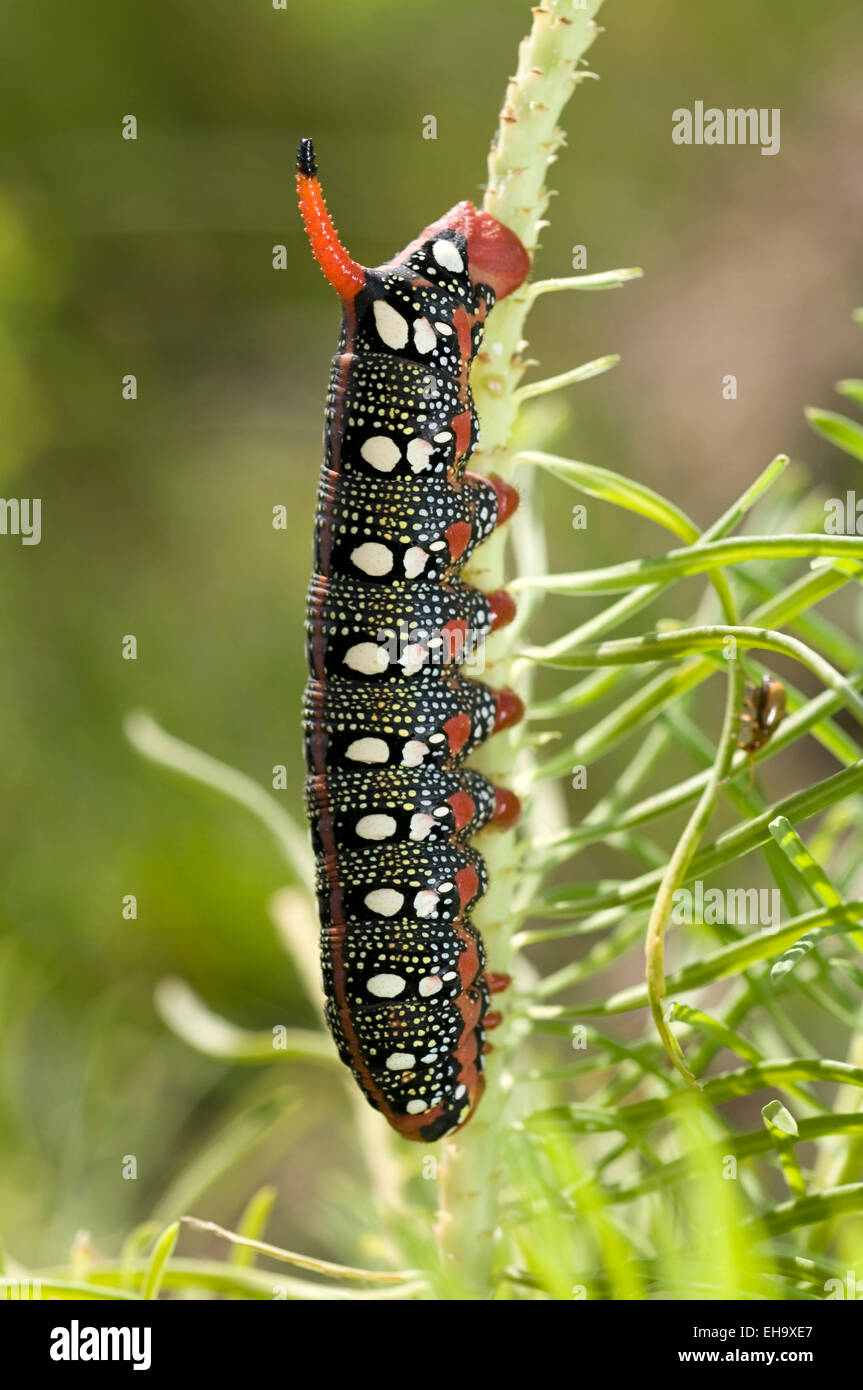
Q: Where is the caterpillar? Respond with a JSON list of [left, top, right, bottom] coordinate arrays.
[[296, 138, 530, 1142]]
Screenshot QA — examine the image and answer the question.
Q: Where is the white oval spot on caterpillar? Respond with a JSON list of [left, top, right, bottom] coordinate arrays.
[[433, 806, 449, 818], [419, 975, 442, 997], [367, 972, 406, 998], [433, 430, 452, 443], [373, 300, 409, 350], [344, 641, 389, 675], [434, 323, 453, 336], [356, 813, 397, 841], [454, 1083, 467, 1099], [428, 733, 446, 744], [360, 435, 401, 473], [350, 541, 393, 576], [414, 889, 439, 918], [346, 737, 389, 764], [401, 740, 429, 766], [429, 540, 447, 552], [365, 889, 405, 917], [386, 1052, 415, 1070], [421, 1052, 438, 1064], [406, 438, 434, 473], [409, 812, 436, 841], [413, 316, 437, 354], [438, 881, 454, 893], [403, 546, 429, 578], [406, 1099, 429, 1115], [399, 642, 427, 676], [442, 970, 458, 981], [432, 239, 464, 273]]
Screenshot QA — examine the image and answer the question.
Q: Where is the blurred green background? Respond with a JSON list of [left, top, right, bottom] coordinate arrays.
[[1, 0, 862, 1264]]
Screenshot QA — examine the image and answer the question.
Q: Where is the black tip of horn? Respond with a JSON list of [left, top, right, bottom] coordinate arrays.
[[297, 138, 317, 177]]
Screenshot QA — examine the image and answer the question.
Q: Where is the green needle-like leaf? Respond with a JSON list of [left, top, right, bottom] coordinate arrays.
[[142, 1222, 179, 1301]]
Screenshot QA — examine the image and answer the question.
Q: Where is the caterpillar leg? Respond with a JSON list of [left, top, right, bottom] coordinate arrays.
[[465, 470, 519, 529], [490, 785, 521, 830], [486, 971, 512, 994], [493, 686, 525, 732], [487, 587, 518, 632]]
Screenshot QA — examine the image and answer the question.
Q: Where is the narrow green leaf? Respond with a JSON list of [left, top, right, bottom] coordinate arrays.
[[596, 1115, 863, 1206], [232, 1187, 278, 1268], [515, 354, 620, 404], [533, 901, 863, 1004], [0, 1278, 140, 1301], [596, 1061, 863, 1129], [517, 449, 697, 540], [180, 1216, 411, 1284], [142, 1222, 179, 1301], [836, 379, 863, 407], [50, 1261, 423, 1301], [528, 267, 643, 297], [744, 1183, 863, 1240], [805, 407, 863, 463], [124, 710, 314, 888], [119, 1223, 160, 1291], [767, 816, 863, 981], [524, 624, 863, 730], [670, 1002, 761, 1066], [762, 1099, 799, 1139], [154, 977, 337, 1067], [515, 535, 863, 594], [536, 661, 863, 850]]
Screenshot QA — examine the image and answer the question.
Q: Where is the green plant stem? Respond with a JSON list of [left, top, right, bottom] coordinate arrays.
[[435, 0, 608, 1293]]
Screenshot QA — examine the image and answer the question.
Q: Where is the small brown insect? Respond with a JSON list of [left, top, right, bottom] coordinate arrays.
[[738, 675, 787, 779]]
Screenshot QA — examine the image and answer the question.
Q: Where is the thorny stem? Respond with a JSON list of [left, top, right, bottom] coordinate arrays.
[[436, 0, 607, 1291]]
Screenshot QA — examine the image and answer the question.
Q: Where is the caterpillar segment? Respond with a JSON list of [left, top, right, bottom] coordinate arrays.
[[297, 138, 530, 1140]]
